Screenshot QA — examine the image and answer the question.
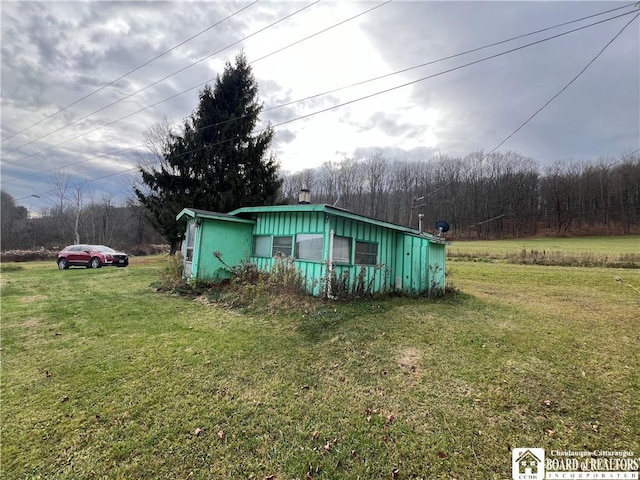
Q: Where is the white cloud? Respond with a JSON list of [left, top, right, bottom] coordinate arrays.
[[1, 0, 638, 212]]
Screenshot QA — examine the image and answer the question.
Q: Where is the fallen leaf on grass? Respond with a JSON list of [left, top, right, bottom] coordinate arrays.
[[438, 451, 449, 459], [217, 430, 225, 439], [193, 428, 202, 436], [60, 395, 69, 402], [391, 468, 400, 478]]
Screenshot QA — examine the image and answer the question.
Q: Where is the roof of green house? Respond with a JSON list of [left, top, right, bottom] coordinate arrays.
[[176, 208, 256, 224], [229, 204, 445, 242]]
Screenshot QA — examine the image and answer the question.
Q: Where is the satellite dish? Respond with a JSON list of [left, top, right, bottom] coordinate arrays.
[[435, 221, 450, 237]]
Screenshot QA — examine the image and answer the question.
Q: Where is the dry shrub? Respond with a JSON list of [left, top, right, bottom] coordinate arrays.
[[510, 249, 639, 268], [0, 249, 57, 262], [213, 256, 311, 313], [448, 249, 639, 268], [127, 244, 170, 256]]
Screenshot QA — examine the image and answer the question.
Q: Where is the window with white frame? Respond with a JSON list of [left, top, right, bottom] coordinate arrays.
[[272, 236, 293, 257], [186, 222, 196, 261], [355, 241, 378, 265], [295, 234, 323, 261], [332, 236, 351, 264], [252, 235, 271, 257]]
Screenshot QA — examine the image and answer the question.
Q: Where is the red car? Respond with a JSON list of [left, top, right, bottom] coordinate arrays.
[[57, 244, 129, 269]]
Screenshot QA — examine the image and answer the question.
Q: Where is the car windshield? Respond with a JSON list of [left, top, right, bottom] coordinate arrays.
[[92, 245, 116, 253]]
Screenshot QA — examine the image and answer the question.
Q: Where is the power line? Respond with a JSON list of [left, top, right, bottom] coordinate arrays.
[[325, 2, 638, 103], [454, 202, 640, 229], [2, 0, 392, 171], [2, 3, 633, 165], [438, 148, 640, 226], [249, 0, 392, 64], [1, 0, 322, 157], [425, 12, 640, 199], [4, 6, 635, 181], [0, 0, 261, 144], [11, 11, 640, 200]]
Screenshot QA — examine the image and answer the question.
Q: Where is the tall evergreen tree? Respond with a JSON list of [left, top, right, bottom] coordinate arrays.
[[135, 53, 281, 253]]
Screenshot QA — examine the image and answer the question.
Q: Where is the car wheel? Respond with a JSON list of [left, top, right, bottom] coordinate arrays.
[[57, 258, 69, 270], [90, 257, 102, 269]]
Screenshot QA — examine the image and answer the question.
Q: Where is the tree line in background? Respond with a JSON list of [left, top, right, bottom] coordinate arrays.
[[2, 150, 637, 254], [2, 52, 637, 252], [281, 150, 640, 239], [0, 188, 165, 253], [1, 53, 281, 255]]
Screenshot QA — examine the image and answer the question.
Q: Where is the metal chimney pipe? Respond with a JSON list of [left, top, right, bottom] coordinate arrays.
[[418, 213, 424, 233]]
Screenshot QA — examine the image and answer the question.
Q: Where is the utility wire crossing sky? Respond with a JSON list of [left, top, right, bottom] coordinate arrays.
[[1, 1, 638, 212]]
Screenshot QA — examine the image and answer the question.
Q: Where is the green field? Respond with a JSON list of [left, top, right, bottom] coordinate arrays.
[[448, 234, 640, 256], [1, 239, 639, 479]]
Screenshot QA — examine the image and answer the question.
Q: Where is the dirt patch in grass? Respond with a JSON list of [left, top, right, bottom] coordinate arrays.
[[20, 318, 41, 328], [397, 346, 421, 375], [20, 295, 48, 304]]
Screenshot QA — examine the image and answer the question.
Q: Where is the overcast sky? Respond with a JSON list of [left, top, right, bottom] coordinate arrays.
[[1, 0, 639, 213]]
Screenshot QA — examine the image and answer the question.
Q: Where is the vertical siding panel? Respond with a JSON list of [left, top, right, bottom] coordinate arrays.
[[267, 213, 273, 234], [260, 214, 266, 235], [231, 207, 445, 296], [285, 212, 292, 235], [293, 212, 300, 236]]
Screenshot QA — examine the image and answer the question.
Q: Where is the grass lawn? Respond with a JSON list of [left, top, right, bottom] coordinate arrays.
[[1, 248, 639, 479], [447, 235, 640, 268], [448, 234, 640, 256]]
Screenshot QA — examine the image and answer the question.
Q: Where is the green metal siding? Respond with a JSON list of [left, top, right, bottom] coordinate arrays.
[[252, 211, 325, 236], [182, 205, 446, 296], [247, 211, 446, 296], [193, 219, 253, 280], [250, 211, 327, 296], [393, 234, 446, 294], [329, 215, 395, 294]]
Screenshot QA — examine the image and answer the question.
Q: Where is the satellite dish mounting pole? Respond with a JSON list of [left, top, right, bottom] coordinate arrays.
[[409, 196, 426, 228]]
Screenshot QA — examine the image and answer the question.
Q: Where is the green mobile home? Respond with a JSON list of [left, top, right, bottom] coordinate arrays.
[[176, 204, 446, 297]]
